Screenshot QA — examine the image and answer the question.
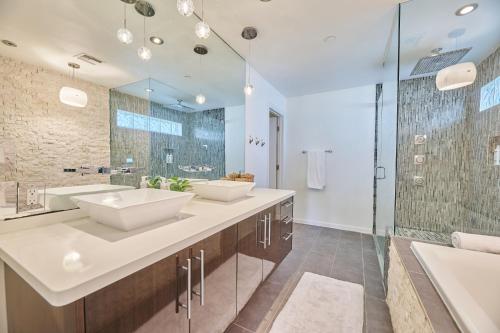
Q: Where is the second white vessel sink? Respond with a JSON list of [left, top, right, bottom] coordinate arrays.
[[192, 180, 255, 202], [72, 189, 194, 231]]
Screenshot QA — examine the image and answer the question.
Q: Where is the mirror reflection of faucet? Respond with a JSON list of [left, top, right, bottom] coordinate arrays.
[[63, 166, 145, 175]]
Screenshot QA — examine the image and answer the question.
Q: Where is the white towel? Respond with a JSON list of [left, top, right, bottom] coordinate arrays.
[[451, 232, 500, 255], [307, 150, 326, 190]]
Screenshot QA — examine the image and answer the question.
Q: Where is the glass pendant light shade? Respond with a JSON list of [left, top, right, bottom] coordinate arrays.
[[177, 0, 194, 16], [59, 87, 88, 108], [117, 28, 133, 44], [436, 62, 477, 91], [244, 84, 254, 96], [196, 94, 206, 105], [195, 21, 211, 39], [138, 46, 152, 61]]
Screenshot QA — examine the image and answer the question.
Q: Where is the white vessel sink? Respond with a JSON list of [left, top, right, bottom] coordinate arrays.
[[72, 189, 194, 231], [192, 180, 255, 202], [41, 184, 135, 211]]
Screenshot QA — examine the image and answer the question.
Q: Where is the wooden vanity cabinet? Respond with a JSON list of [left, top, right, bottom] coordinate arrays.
[[279, 197, 294, 259], [190, 225, 238, 333], [84, 249, 191, 333], [236, 199, 294, 313], [3, 198, 293, 333]]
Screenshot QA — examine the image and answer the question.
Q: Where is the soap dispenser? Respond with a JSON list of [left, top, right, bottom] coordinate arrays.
[[140, 176, 150, 189], [495, 145, 500, 166]]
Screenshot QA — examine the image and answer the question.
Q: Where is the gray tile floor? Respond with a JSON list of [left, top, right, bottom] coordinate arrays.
[[226, 224, 393, 333]]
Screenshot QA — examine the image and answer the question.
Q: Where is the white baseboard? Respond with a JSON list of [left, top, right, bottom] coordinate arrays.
[[294, 218, 372, 235]]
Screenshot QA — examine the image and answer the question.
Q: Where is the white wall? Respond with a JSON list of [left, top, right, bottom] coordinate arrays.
[[284, 85, 376, 233], [225, 105, 245, 174], [245, 65, 286, 187]]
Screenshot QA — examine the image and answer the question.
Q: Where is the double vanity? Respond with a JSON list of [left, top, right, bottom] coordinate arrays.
[[0, 187, 295, 333]]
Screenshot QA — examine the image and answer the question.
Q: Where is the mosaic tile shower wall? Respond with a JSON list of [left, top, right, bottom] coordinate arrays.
[[396, 47, 499, 236], [109, 90, 225, 188]]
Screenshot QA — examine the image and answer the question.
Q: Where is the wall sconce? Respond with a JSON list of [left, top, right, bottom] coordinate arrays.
[[255, 138, 260, 145], [248, 136, 254, 144], [261, 141, 266, 147]]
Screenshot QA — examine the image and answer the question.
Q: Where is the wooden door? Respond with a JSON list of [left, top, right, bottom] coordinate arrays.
[[84, 250, 190, 333], [236, 214, 263, 313], [190, 225, 237, 333]]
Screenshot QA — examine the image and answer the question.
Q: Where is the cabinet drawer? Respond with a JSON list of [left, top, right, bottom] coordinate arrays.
[[280, 215, 293, 237], [280, 198, 294, 220]]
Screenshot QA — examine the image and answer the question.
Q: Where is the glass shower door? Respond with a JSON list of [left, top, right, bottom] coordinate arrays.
[[373, 6, 399, 274]]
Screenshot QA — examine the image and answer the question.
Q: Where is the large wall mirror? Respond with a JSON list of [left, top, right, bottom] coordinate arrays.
[[0, 0, 246, 220]]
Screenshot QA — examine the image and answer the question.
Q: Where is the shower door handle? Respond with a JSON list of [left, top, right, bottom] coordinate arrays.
[[376, 166, 386, 180]]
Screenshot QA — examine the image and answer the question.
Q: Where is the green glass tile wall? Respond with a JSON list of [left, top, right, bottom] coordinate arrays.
[[396, 47, 499, 236]]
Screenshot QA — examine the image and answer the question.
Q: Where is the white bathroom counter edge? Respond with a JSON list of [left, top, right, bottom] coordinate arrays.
[[0, 188, 295, 307]]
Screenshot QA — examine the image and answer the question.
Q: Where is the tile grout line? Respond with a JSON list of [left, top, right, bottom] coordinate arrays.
[[329, 230, 342, 276]]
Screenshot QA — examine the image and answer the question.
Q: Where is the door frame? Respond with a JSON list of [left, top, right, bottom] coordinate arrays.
[[269, 109, 283, 189]]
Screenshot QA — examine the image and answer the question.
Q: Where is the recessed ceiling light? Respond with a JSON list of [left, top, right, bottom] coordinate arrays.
[[1, 39, 17, 47], [145, 88, 154, 93], [455, 3, 478, 16], [323, 35, 336, 43], [260, 0, 272, 2], [149, 36, 164, 45]]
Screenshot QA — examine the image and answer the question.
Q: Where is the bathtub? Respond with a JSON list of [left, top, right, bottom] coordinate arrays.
[[411, 242, 500, 333]]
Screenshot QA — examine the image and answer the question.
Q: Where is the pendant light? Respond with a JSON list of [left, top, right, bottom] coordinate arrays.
[[435, 35, 476, 91], [242, 27, 258, 96], [59, 63, 88, 108], [194, 45, 208, 105], [138, 16, 152, 61], [117, 3, 133, 44], [195, 0, 210, 39], [177, 0, 194, 16], [436, 62, 477, 91]]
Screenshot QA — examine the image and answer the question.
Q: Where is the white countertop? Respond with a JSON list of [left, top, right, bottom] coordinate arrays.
[[0, 188, 294, 307]]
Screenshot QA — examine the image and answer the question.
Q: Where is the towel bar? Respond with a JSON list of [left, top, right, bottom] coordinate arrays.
[[301, 150, 333, 154]]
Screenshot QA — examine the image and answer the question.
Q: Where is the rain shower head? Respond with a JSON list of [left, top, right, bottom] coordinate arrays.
[[410, 48, 471, 76]]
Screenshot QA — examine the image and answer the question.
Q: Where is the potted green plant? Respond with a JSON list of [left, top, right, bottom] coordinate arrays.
[[168, 176, 191, 192]]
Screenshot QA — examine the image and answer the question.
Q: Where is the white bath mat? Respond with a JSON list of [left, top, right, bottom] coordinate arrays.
[[269, 272, 364, 333]]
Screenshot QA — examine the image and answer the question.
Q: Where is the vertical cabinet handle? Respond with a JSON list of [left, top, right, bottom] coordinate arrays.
[[258, 214, 267, 249], [193, 250, 205, 306], [178, 258, 192, 319], [267, 213, 272, 246], [263, 214, 267, 249]]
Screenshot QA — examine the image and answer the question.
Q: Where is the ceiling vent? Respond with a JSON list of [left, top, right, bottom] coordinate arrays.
[[410, 48, 471, 76], [74, 53, 104, 65]]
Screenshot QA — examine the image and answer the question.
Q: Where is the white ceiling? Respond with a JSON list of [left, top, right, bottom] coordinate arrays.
[[400, 0, 500, 80], [200, 0, 402, 97], [0, 0, 245, 109]]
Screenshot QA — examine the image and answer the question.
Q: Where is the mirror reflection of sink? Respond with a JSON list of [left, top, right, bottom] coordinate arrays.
[[41, 184, 135, 211], [191, 180, 256, 202], [72, 189, 194, 231]]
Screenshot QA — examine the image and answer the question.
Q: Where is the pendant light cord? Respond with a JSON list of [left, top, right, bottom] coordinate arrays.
[[199, 54, 202, 93], [123, 4, 127, 29], [201, 0, 204, 21], [247, 40, 251, 84], [143, 16, 146, 45]]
